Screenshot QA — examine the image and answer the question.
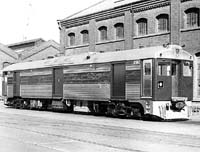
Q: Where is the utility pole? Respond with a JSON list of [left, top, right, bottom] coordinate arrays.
[[23, 0, 33, 41]]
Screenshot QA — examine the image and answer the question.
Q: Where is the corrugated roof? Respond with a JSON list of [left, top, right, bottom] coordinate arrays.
[[0, 43, 18, 59], [63, 0, 141, 20], [3, 45, 193, 72], [21, 40, 60, 60]]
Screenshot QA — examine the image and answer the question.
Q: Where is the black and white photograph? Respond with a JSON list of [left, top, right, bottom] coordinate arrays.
[[0, 0, 200, 151]]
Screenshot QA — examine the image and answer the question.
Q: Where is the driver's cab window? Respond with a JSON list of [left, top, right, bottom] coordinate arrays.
[[158, 63, 171, 76]]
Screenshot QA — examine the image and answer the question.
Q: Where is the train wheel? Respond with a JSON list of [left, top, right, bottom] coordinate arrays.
[[106, 103, 117, 117], [129, 104, 144, 119]]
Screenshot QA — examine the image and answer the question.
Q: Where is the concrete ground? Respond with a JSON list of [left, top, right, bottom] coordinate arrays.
[[0, 101, 200, 152]]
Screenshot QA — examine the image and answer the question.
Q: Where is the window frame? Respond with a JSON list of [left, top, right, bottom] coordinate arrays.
[[158, 62, 171, 76], [156, 14, 169, 33], [114, 23, 124, 39], [136, 18, 148, 36], [81, 30, 89, 44], [185, 7, 200, 28], [98, 26, 108, 41], [68, 32, 75, 46]]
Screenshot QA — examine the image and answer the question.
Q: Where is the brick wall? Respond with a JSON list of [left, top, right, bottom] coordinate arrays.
[[61, 0, 200, 55]]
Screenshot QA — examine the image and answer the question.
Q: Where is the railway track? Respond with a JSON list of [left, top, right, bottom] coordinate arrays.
[[0, 112, 200, 152]]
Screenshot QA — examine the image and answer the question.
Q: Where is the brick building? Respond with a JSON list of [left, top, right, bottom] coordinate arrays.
[[58, 0, 200, 55], [7, 38, 61, 62], [0, 43, 18, 97], [7, 38, 45, 53]]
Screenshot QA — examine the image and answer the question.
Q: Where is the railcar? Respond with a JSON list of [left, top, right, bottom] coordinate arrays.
[[2, 45, 193, 120]]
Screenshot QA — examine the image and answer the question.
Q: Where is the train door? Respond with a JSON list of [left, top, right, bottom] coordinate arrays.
[[13, 72, 20, 97], [111, 63, 125, 100], [53, 68, 63, 98], [156, 60, 181, 100], [142, 60, 152, 98], [171, 61, 180, 97], [156, 60, 171, 100], [2, 75, 7, 96]]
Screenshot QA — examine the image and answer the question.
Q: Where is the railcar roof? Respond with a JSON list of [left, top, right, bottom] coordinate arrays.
[[3, 45, 193, 72]]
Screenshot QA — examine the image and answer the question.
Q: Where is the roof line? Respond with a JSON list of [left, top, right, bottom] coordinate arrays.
[[7, 38, 45, 47], [0, 44, 18, 60], [62, 0, 107, 21], [0, 49, 18, 60], [22, 45, 59, 60]]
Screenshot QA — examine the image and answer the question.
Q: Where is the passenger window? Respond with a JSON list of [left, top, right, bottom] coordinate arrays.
[[158, 63, 171, 76], [183, 61, 192, 77]]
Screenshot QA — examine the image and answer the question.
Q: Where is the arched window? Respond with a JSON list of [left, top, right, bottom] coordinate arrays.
[[81, 30, 89, 44], [185, 8, 200, 28], [98, 26, 107, 41], [114, 23, 124, 39], [68, 33, 75, 46], [136, 18, 148, 36], [156, 14, 169, 32]]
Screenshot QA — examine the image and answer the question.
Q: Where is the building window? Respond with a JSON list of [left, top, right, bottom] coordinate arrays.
[[81, 30, 89, 44], [136, 18, 148, 36], [185, 8, 200, 28], [98, 26, 107, 41], [114, 23, 124, 39], [156, 14, 169, 32], [68, 33, 75, 46]]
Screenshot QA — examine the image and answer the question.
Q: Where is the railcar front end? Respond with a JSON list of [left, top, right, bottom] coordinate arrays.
[[143, 58, 193, 120]]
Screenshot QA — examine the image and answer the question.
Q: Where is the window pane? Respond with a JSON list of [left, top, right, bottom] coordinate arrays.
[[158, 63, 171, 76], [68, 33, 75, 46], [115, 23, 124, 39], [157, 14, 169, 32], [145, 63, 151, 75], [186, 8, 199, 28], [81, 30, 89, 44], [137, 18, 147, 36], [99, 26, 107, 41]]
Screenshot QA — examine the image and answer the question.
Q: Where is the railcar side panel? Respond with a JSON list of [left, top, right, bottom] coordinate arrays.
[[125, 61, 141, 100], [179, 61, 193, 100], [7, 85, 13, 98], [20, 85, 52, 98], [63, 84, 110, 101], [193, 56, 199, 101], [20, 69, 53, 98], [63, 64, 111, 101], [197, 62, 200, 99]]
